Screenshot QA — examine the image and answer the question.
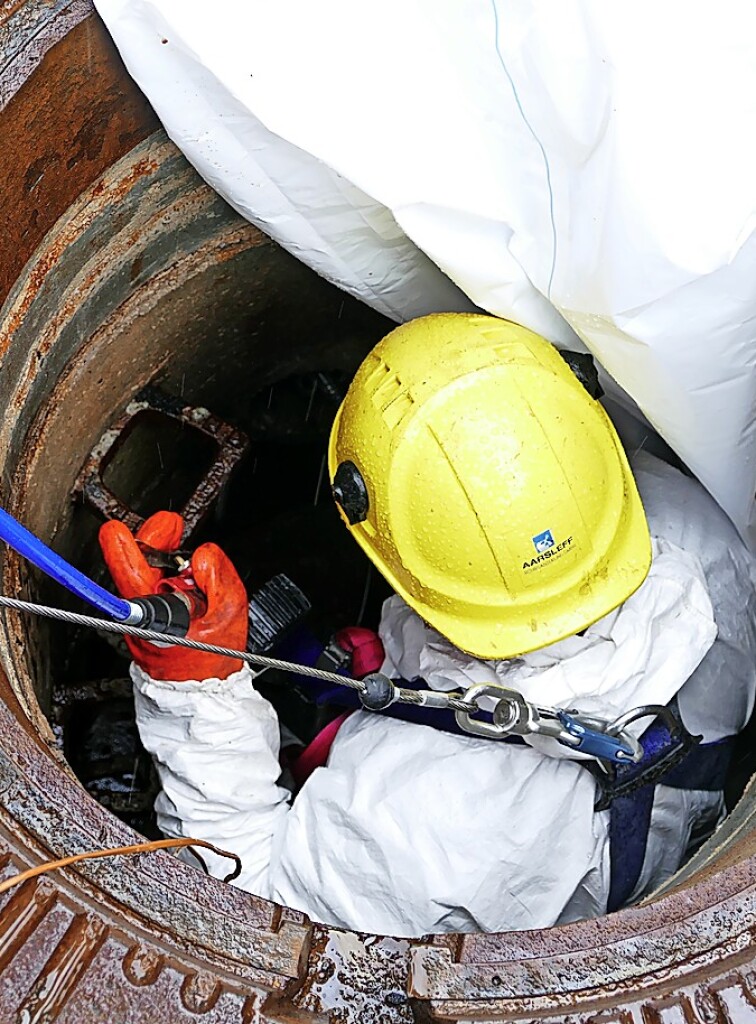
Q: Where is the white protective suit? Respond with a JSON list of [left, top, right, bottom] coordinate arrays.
[[133, 453, 756, 936], [94, 0, 756, 543]]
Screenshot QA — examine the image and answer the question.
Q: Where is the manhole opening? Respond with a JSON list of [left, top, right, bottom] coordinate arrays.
[[47, 362, 756, 901], [9, 227, 754, 927], [101, 409, 219, 519]]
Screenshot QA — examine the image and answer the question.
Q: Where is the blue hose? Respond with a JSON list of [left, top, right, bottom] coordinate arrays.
[[0, 507, 132, 621]]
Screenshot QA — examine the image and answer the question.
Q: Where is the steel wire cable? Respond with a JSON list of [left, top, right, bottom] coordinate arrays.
[[0, 594, 476, 713]]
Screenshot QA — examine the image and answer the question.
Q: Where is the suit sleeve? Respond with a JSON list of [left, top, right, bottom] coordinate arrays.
[[131, 663, 292, 895]]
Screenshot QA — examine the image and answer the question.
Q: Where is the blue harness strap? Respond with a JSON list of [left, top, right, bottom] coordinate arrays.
[[605, 715, 734, 911], [607, 787, 656, 912], [276, 629, 514, 737]]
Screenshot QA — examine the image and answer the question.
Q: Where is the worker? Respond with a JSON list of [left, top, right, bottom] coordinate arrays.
[[99, 314, 756, 938]]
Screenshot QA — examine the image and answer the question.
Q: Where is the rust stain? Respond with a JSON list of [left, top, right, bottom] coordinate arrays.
[[180, 970, 223, 1014], [0, 13, 156, 306], [0, 878, 57, 975], [121, 943, 164, 987], [18, 912, 107, 1022], [0, 150, 162, 358]]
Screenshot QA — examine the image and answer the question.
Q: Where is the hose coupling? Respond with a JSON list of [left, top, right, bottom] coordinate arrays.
[[124, 595, 191, 637]]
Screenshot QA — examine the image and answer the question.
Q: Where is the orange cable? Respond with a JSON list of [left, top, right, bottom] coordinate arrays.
[[0, 837, 242, 894]]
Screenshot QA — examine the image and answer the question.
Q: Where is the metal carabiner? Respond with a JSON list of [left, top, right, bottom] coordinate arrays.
[[455, 683, 646, 765], [556, 712, 643, 764], [606, 703, 680, 739]]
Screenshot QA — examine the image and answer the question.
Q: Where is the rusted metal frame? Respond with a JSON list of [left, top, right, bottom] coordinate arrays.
[[409, 951, 756, 1024], [409, 885, 756, 1000], [0, 136, 203, 476], [0, 867, 277, 1021], [76, 385, 250, 541], [409, 961, 756, 1024]]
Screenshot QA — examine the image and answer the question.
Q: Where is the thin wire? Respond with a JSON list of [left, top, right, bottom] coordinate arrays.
[[0, 594, 476, 713], [0, 595, 362, 688], [0, 837, 242, 894]]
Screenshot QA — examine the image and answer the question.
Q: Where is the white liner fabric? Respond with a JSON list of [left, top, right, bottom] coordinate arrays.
[[131, 456, 756, 935], [96, 0, 756, 538]]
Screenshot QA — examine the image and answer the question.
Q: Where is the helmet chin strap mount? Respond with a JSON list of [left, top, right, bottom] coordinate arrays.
[[332, 460, 369, 524]]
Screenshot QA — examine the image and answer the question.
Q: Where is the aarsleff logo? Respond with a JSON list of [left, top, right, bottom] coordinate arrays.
[[523, 533, 574, 571], [532, 530, 555, 553]]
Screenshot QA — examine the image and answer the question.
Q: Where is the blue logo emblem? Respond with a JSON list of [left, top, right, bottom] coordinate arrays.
[[532, 529, 555, 553]]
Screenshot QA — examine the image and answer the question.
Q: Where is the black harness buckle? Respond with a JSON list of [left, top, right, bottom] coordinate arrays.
[[316, 638, 353, 674]]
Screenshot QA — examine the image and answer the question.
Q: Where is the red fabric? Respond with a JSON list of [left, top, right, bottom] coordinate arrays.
[[288, 629, 382, 787], [99, 512, 248, 681], [290, 712, 352, 788], [334, 626, 384, 678], [289, 628, 382, 787]]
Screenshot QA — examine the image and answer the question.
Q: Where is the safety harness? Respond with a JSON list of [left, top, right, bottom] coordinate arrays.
[[284, 627, 735, 912]]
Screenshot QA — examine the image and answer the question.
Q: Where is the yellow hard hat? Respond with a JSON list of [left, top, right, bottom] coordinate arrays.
[[328, 313, 652, 660]]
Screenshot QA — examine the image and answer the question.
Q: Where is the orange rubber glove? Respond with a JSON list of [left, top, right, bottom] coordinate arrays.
[[98, 511, 248, 682]]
